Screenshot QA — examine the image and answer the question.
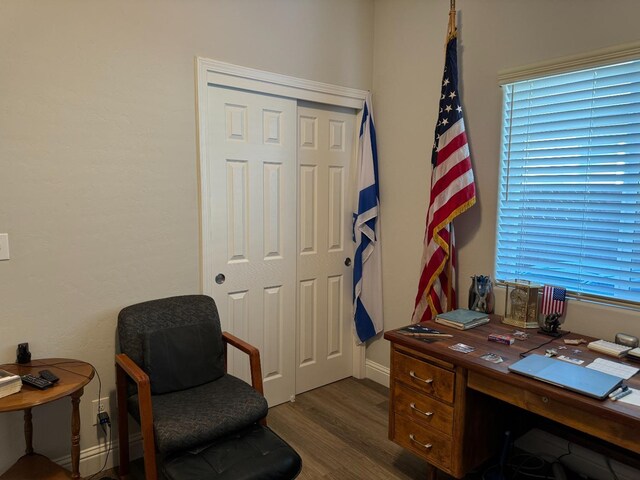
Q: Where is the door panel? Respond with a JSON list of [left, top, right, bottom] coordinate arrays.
[[296, 103, 355, 394], [206, 85, 297, 406]]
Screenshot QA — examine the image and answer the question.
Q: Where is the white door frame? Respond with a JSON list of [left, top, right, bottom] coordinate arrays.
[[195, 57, 368, 379]]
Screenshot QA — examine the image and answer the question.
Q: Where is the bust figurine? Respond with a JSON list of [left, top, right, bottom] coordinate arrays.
[[468, 275, 495, 314]]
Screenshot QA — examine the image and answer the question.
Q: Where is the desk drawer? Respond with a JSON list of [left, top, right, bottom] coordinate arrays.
[[393, 350, 455, 403], [392, 413, 452, 470], [394, 382, 454, 434]]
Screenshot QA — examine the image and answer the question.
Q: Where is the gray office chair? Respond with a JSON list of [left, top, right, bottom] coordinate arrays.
[[115, 295, 301, 480]]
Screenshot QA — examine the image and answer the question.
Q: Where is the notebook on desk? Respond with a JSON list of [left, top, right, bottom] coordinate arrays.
[[508, 354, 622, 399]]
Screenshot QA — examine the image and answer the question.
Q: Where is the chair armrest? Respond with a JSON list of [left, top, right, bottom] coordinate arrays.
[[116, 353, 150, 387], [115, 353, 157, 480], [222, 332, 264, 395]]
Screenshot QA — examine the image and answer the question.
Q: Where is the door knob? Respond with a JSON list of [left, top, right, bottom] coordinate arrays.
[[344, 258, 352, 266], [215, 273, 226, 285]]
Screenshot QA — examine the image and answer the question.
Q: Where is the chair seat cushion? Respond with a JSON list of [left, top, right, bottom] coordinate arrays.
[[160, 424, 302, 480], [128, 375, 268, 454]]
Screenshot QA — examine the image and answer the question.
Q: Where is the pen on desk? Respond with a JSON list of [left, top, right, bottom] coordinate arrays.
[[612, 389, 632, 401], [399, 332, 454, 338], [608, 386, 627, 399]]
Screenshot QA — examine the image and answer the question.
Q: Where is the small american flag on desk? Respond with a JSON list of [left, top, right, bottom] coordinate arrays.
[[541, 285, 567, 316]]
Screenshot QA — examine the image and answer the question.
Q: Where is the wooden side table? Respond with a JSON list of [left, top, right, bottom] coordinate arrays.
[[0, 358, 95, 480]]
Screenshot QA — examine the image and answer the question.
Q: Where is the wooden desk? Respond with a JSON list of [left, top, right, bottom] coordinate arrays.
[[385, 318, 640, 479], [0, 358, 95, 480]]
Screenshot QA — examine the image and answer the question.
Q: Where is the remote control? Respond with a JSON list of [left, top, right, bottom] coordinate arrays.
[[21, 374, 53, 390], [39, 369, 60, 383]]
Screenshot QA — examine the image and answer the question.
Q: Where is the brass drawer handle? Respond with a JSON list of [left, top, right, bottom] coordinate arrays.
[[409, 370, 434, 384], [410, 402, 434, 418], [409, 434, 433, 450]]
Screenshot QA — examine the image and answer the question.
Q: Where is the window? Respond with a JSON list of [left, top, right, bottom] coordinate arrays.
[[495, 57, 640, 306]]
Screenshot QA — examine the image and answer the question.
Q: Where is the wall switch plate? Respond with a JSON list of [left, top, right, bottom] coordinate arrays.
[[0, 234, 9, 260]]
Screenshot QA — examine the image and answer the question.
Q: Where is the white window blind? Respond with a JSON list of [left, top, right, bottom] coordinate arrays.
[[496, 59, 640, 305]]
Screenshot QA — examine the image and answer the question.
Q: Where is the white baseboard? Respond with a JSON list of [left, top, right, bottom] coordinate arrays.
[[53, 432, 143, 477], [365, 359, 390, 387]]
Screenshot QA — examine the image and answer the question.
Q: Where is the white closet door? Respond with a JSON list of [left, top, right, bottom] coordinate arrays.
[[296, 103, 355, 394], [205, 85, 297, 406]]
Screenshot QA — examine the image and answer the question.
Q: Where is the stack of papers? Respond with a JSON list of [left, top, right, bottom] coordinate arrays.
[[0, 369, 22, 399], [586, 358, 639, 380], [618, 388, 640, 406]]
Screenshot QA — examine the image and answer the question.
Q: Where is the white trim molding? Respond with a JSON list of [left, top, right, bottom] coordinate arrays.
[[498, 40, 640, 85], [197, 58, 368, 109], [54, 433, 143, 477], [365, 359, 390, 388]]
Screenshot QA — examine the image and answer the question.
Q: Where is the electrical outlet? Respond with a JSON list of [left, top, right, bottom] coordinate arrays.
[[92, 397, 110, 426]]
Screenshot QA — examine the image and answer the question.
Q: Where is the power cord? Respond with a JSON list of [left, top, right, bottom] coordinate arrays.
[[85, 410, 113, 480], [604, 455, 620, 480], [78, 362, 114, 480], [519, 331, 570, 358], [481, 441, 574, 480], [509, 453, 553, 479], [553, 441, 573, 465]]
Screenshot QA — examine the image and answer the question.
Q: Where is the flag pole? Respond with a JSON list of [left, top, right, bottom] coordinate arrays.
[[448, 0, 457, 41], [445, 0, 456, 312]]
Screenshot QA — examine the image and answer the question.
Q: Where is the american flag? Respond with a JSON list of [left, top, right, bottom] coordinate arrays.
[[540, 285, 567, 316], [412, 33, 476, 324]]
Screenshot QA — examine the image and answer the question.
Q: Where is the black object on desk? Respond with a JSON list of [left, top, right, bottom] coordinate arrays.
[[38, 369, 60, 384], [21, 374, 53, 390], [538, 313, 563, 337], [16, 343, 31, 364]]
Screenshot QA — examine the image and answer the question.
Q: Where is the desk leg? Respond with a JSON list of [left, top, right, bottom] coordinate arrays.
[[23, 407, 34, 455], [71, 388, 83, 479], [426, 464, 438, 480]]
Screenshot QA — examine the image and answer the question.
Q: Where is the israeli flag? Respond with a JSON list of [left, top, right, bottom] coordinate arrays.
[[353, 93, 383, 344]]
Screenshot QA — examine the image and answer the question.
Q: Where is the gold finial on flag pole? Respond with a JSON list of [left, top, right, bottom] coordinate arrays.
[[447, 0, 457, 42]]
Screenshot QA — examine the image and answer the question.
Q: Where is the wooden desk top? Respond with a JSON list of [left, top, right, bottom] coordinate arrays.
[[0, 358, 94, 412], [385, 317, 640, 433]]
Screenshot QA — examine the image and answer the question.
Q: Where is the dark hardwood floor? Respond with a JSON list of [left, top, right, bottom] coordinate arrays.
[[268, 378, 429, 480], [92, 377, 484, 479]]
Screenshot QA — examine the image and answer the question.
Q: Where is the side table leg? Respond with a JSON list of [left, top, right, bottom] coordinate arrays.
[[71, 388, 83, 479], [24, 407, 34, 454]]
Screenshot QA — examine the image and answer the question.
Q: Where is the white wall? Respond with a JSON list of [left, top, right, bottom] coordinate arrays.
[[369, 0, 640, 368], [0, 0, 373, 474]]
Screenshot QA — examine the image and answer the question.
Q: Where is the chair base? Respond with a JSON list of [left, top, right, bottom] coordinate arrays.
[[160, 424, 301, 480]]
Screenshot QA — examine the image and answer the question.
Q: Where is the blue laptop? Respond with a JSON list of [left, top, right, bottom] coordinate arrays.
[[508, 354, 622, 399]]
